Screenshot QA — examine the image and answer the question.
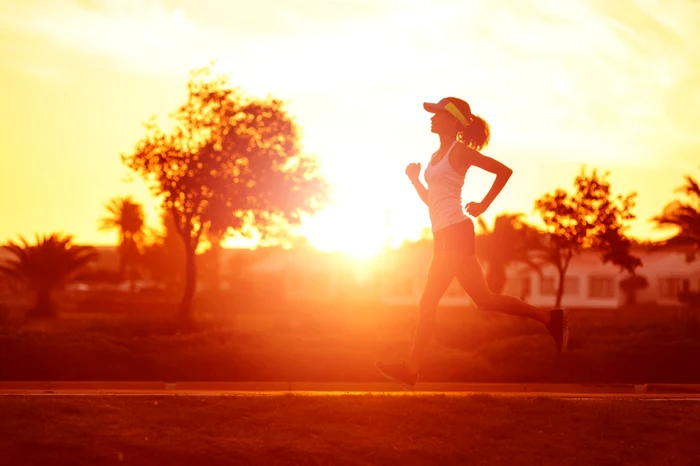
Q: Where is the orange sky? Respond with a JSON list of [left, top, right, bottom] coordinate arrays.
[[1, 0, 699, 256]]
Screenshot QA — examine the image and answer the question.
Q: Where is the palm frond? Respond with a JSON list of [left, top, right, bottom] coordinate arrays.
[[0, 265, 21, 280], [98, 196, 146, 236], [0, 233, 100, 290], [674, 173, 700, 203]]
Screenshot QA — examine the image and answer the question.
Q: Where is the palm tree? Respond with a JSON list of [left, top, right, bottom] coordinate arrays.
[[98, 196, 145, 288], [475, 213, 545, 294], [652, 168, 700, 261], [0, 234, 98, 318], [139, 211, 185, 293]]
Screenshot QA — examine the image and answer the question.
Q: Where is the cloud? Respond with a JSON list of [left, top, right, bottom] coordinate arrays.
[[429, 0, 700, 165], [1, 0, 698, 167], [0, 0, 446, 93], [0, 0, 214, 77]]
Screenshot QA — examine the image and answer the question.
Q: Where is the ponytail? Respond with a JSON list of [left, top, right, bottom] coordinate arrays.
[[459, 115, 490, 151]]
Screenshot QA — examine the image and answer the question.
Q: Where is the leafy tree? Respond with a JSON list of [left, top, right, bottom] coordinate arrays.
[[534, 167, 641, 307], [475, 213, 544, 294], [619, 274, 649, 306], [652, 166, 700, 261], [98, 195, 145, 291], [0, 234, 98, 318], [122, 66, 331, 323]]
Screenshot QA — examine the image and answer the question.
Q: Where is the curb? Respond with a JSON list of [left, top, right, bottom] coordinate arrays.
[[646, 384, 700, 394], [3, 382, 700, 393]]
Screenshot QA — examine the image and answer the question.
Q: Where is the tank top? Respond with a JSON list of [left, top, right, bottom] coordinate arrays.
[[423, 140, 469, 233]]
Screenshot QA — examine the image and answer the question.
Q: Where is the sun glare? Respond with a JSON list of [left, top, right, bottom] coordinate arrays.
[[300, 216, 388, 258], [297, 198, 392, 258]]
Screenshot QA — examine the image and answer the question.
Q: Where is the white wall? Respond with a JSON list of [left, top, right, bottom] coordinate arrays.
[[506, 259, 623, 309], [243, 248, 700, 309], [638, 253, 700, 306]]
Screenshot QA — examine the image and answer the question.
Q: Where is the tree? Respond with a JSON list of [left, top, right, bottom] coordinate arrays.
[[122, 66, 331, 323], [651, 166, 700, 261], [475, 213, 545, 294], [533, 167, 641, 308], [619, 274, 649, 306], [98, 195, 145, 291], [0, 234, 98, 318]]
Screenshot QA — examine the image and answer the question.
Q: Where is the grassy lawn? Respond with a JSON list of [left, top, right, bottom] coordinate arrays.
[[1, 394, 699, 465], [1, 303, 700, 384]]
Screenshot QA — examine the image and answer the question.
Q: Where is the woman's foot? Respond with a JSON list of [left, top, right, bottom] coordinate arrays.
[[546, 308, 569, 353], [374, 360, 418, 390]]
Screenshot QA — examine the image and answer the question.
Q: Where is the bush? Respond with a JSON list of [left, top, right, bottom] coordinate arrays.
[[678, 290, 700, 308]]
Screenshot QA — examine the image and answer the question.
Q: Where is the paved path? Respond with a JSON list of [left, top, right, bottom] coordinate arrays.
[[1, 390, 700, 400], [1, 382, 700, 400]]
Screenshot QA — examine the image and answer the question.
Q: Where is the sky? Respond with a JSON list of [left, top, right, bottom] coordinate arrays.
[[1, 0, 699, 256]]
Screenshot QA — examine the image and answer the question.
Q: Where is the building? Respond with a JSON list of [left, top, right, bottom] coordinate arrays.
[[503, 251, 627, 308], [240, 245, 700, 309], [636, 251, 700, 306], [3, 235, 698, 309], [503, 249, 700, 309]]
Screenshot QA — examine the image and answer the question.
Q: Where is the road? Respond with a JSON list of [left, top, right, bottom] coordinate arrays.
[[1, 381, 700, 399], [2, 389, 700, 400]]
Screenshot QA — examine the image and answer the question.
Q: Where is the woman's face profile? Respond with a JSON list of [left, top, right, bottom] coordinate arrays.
[[430, 111, 458, 135]]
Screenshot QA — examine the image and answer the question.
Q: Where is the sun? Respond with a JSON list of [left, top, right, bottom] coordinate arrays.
[[294, 177, 431, 257], [297, 203, 390, 258], [299, 217, 388, 258]]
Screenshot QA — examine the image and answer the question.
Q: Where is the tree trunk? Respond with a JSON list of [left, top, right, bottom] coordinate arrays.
[[118, 250, 127, 284], [118, 232, 127, 283], [178, 244, 197, 326], [128, 265, 136, 294], [122, 236, 140, 294], [26, 288, 57, 319], [211, 244, 221, 292], [554, 270, 566, 308], [553, 252, 573, 309]]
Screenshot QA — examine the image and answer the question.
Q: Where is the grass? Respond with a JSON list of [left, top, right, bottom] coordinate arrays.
[[1, 301, 699, 383], [1, 394, 699, 465]]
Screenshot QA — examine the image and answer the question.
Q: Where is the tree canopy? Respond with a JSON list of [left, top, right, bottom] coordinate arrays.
[[122, 66, 331, 321]]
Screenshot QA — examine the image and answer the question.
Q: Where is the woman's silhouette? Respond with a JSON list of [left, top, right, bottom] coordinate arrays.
[[375, 97, 568, 389]]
